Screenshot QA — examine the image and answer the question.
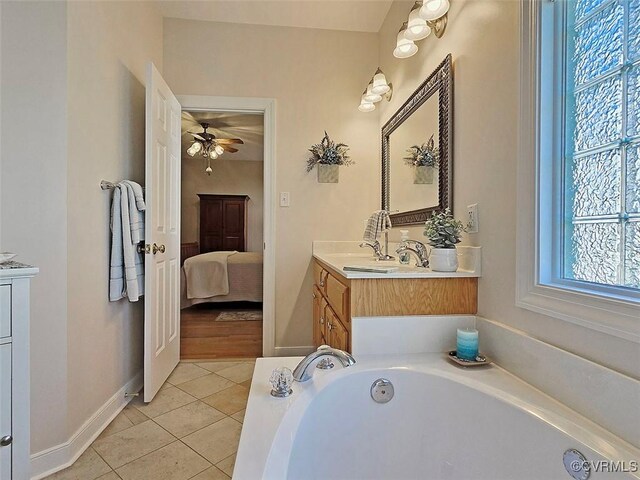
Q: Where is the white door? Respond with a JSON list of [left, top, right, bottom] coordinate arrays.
[[144, 62, 181, 402]]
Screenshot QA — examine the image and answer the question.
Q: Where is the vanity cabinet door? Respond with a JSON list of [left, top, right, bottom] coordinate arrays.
[[326, 307, 349, 352], [325, 274, 348, 325], [0, 343, 10, 480], [312, 287, 324, 347]]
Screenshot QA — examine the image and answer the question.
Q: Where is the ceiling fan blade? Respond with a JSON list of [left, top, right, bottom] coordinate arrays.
[[217, 138, 244, 145], [188, 132, 206, 141], [223, 146, 239, 153]]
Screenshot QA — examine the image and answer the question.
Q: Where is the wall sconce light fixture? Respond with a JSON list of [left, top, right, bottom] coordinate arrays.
[[394, 0, 450, 59], [358, 68, 393, 112]]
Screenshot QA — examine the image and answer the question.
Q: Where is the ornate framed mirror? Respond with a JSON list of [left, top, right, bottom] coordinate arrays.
[[382, 54, 453, 226]]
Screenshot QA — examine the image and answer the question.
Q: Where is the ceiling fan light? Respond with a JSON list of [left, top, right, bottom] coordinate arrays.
[[214, 144, 224, 156], [191, 141, 202, 153], [364, 82, 382, 103], [371, 70, 391, 95], [405, 7, 431, 41], [419, 0, 450, 21], [187, 145, 197, 157], [209, 149, 219, 159]]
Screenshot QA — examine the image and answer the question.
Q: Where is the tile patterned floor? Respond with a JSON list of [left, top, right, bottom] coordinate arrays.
[[46, 359, 255, 480]]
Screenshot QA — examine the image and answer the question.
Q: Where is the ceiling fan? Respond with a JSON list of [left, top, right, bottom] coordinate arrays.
[[186, 122, 244, 175]]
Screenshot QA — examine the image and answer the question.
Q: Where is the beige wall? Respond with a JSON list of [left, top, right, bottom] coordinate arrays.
[[66, 0, 163, 437], [1, 0, 70, 452], [164, 19, 380, 348], [378, 1, 638, 379], [182, 158, 264, 252], [1, 0, 163, 455]]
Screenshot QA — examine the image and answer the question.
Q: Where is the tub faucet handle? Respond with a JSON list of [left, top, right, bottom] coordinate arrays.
[[269, 367, 294, 397]]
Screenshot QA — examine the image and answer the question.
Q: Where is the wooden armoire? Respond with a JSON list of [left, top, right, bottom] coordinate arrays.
[[198, 194, 249, 253]]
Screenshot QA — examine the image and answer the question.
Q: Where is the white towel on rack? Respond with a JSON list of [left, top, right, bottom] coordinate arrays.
[[109, 182, 145, 302], [363, 210, 392, 242]]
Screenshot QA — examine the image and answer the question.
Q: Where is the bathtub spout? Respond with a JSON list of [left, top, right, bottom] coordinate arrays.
[[293, 346, 356, 382]]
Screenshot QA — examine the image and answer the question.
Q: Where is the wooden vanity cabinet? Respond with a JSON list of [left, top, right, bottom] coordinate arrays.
[[312, 258, 478, 353]]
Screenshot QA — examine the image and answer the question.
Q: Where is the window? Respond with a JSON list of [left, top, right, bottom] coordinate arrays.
[[516, 0, 639, 341], [560, 0, 640, 292]]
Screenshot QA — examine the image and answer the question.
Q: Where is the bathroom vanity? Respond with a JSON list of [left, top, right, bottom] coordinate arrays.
[[312, 242, 480, 352]]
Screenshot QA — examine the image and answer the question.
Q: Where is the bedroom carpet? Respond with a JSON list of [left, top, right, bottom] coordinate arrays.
[[215, 310, 263, 322]]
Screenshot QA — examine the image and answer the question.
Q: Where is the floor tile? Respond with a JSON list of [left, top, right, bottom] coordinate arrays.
[[190, 466, 230, 480], [215, 363, 255, 383], [121, 404, 149, 425], [92, 420, 175, 469], [202, 385, 249, 415], [240, 379, 252, 388], [130, 386, 197, 418], [98, 411, 134, 440], [216, 453, 236, 477], [154, 401, 226, 438], [45, 447, 111, 480], [231, 409, 246, 424], [115, 441, 210, 480], [196, 361, 241, 373], [182, 417, 242, 464], [96, 473, 121, 480], [176, 373, 234, 399], [167, 362, 210, 385]]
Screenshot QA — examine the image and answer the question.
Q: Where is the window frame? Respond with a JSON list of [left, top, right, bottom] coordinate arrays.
[[516, 0, 640, 343]]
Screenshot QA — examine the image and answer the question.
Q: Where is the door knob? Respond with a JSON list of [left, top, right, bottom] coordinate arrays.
[[152, 243, 166, 254], [0, 435, 12, 447]]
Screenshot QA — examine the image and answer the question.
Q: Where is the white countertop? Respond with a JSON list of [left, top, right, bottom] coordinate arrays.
[[312, 241, 481, 279]]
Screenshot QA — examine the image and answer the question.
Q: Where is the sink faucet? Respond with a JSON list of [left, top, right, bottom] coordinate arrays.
[[359, 240, 383, 259], [293, 346, 356, 382], [396, 240, 430, 267]]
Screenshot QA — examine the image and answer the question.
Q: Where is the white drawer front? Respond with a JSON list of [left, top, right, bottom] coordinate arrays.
[[0, 287, 10, 339], [0, 343, 10, 480]]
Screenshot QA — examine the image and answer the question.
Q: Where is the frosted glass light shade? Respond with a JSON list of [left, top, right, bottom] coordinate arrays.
[[214, 144, 224, 155], [405, 7, 431, 41], [393, 29, 418, 58], [419, 0, 450, 21], [187, 145, 197, 157], [358, 98, 376, 112], [191, 141, 202, 153], [372, 71, 391, 95], [364, 83, 382, 103]]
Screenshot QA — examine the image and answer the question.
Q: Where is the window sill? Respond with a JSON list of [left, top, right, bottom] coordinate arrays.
[[516, 282, 640, 343]]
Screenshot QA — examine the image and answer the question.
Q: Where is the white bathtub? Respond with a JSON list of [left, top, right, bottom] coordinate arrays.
[[235, 355, 640, 480]]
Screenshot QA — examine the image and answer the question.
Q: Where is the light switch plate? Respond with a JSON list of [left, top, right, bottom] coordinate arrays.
[[280, 192, 290, 207]]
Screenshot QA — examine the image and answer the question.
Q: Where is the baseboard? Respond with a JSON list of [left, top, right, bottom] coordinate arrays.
[[273, 345, 314, 356], [30, 370, 143, 479]]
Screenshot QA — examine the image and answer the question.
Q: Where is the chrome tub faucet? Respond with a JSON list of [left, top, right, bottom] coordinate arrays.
[[293, 346, 356, 382]]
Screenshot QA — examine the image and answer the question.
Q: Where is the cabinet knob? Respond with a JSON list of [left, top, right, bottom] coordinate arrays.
[[320, 317, 324, 325], [327, 322, 333, 331], [0, 435, 12, 447]]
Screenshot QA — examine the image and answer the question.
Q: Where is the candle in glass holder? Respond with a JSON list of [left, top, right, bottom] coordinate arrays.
[[456, 328, 478, 360]]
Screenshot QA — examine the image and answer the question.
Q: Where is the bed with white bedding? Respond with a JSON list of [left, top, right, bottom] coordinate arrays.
[[180, 243, 263, 309]]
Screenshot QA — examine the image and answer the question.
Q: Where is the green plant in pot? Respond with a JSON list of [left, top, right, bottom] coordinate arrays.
[[404, 135, 439, 184], [306, 131, 353, 183], [424, 209, 467, 272]]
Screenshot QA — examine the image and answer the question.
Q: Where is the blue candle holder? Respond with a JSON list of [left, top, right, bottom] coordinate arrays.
[[456, 328, 479, 361]]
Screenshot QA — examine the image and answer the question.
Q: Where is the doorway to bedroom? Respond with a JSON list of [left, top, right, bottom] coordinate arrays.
[[180, 109, 265, 359]]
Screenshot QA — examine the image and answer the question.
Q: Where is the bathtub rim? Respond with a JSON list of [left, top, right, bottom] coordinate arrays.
[[235, 354, 640, 480]]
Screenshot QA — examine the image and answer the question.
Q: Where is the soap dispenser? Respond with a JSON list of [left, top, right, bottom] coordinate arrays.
[[398, 229, 410, 265]]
